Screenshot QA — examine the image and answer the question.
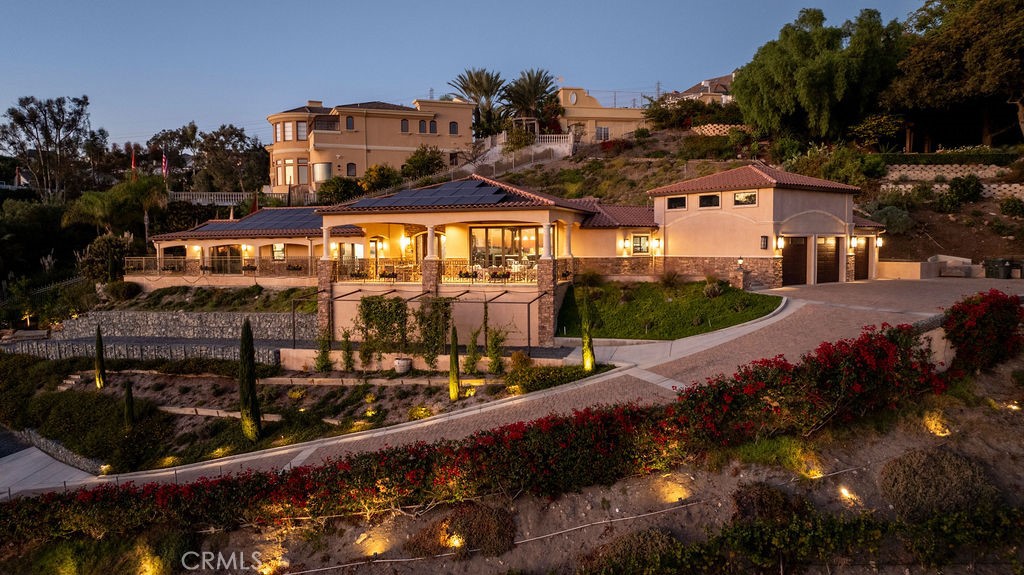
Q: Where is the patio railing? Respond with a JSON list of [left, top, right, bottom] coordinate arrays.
[[124, 256, 316, 277], [439, 258, 538, 284], [333, 258, 422, 283]]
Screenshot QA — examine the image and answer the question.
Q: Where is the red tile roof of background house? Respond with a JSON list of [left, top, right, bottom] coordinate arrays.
[[647, 163, 860, 196]]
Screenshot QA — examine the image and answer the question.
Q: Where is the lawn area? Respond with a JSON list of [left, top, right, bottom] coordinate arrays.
[[557, 281, 780, 340]]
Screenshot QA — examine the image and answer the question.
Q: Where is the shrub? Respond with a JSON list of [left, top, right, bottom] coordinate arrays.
[[408, 405, 432, 421], [949, 174, 983, 203], [599, 139, 633, 156], [104, 281, 141, 302], [405, 503, 515, 559], [78, 233, 134, 283], [677, 135, 734, 161], [313, 329, 333, 373], [503, 364, 609, 393], [1000, 196, 1024, 217], [870, 205, 916, 235], [934, 190, 961, 213], [942, 289, 1024, 372], [702, 277, 724, 298], [770, 137, 804, 164], [462, 326, 482, 375], [632, 127, 651, 140], [486, 327, 506, 375], [401, 145, 445, 179], [658, 270, 682, 289], [576, 529, 679, 575], [508, 350, 532, 374], [878, 448, 1000, 522]]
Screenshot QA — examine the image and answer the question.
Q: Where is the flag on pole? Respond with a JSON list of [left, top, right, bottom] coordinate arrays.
[[161, 150, 168, 178]]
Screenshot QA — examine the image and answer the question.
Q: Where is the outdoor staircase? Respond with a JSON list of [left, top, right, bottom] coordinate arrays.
[[56, 373, 82, 391]]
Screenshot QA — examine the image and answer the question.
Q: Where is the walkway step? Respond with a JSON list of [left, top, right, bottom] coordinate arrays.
[[156, 406, 283, 422]]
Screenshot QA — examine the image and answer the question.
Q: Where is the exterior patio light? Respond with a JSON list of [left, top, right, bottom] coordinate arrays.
[[775, 236, 785, 250], [621, 238, 631, 249], [192, 245, 201, 252], [650, 238, 661, 249], [876, 237, 884, 248], [851, 237, 860, 248], [737, 257, 744, 266], [399, 235, 410, 249]]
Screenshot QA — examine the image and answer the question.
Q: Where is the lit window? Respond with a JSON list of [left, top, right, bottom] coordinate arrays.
[[429, 120, 437, 134], [632, 234, 650, 254], [283, 122, 293, 141], [272, 243, 286, 261], [667, 197, 686, 210], [419, 120, 427, 133], [284, 159, 295, 185], [345, 116, 354, 130], [347, 163, 356, 177], [698, 194, 720, 208], [449, 121, 459, 135], [401, 119, 409, 133], [296, 121, 307, 141], [595, 126, 610, 141], [734, 191, 757, 206]]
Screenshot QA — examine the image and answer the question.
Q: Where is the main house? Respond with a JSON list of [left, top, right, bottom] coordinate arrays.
[[126, 165, 883, 347], [266, 99, 476, 196]]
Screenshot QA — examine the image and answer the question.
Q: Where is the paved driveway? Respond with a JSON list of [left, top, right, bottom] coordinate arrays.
[[9, 277, 1023, 495]]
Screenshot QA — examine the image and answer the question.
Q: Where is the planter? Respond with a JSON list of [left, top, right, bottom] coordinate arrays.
[[393, 357, 412, 374]]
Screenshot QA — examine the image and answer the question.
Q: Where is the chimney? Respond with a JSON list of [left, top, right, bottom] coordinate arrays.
[[307, 100, 323, 108]]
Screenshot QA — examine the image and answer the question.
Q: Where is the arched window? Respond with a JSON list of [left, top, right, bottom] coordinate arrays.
[[418, 120, 426, 133], [449, 121, 459, 135], [429, 120, 437, 134], [346, 163, 356, 177], [345, 116, 354, 130], [401, 119, 409, 133]]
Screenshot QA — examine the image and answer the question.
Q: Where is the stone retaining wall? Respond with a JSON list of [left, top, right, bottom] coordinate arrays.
[[880, 182, 1024, 199], [4, 339, 280, 365], [54, 310, 314, 341], [13, 429, 102, 475], [691, 123, 749, 137], [884, 164, 1004, 181]]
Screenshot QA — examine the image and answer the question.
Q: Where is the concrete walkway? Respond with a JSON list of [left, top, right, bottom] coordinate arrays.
[[6, 277, 1023, 497], [0, 447, 93, 499]]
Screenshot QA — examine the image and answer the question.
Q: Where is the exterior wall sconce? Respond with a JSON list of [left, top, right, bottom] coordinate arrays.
[[760, 235, 769, 250], [737, 257, 744, 266], [876, 236, 884, 248], [650, 238, 661, 250], [621, 238, 631, 250], [776, 236, 786, 250], [399, 235, 411, 250]]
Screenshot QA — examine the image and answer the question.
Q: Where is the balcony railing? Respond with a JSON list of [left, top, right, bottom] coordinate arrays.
[[125, 257, 316, 277], [333, 258, 422, 283], [439, 258, 538, 284]]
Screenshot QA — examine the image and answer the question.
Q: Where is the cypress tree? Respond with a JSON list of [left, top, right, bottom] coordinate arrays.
[[448, 322, 460, 402], [580, 287, 596, 373], [238, 318, 262, 442], [123, 380, 135, 430], [94, 325, 106, 389]]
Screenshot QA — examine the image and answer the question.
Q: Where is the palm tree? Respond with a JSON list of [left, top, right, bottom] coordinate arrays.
[[501, 69, 558, 121], [448, 68, 506, 137], [61, 190, 116, 234]]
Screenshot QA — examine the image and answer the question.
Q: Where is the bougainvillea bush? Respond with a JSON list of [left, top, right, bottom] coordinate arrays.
[[942, 289, 1024, 372], [3, 290, 1020, 558]]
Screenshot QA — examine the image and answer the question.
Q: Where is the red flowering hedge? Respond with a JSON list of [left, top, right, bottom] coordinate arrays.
[[942, 289, 1024, 372], [6, 294, 1022, 550]]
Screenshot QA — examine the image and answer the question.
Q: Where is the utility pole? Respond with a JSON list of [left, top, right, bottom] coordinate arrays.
[[656, 81, 662, 99], [429, 87, 435, 99]]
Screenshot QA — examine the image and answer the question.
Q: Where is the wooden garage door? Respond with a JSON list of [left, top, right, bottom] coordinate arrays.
[[816, 237, 839, 283], [781, 237, 807, 286], [854, 239, 869, 280]]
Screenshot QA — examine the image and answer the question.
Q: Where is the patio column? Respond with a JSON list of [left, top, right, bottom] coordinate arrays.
[[562, 222, 573, 257], [541, 223, 553, 259], [321, 226, 330, 260], [425, 225, 437, 259]]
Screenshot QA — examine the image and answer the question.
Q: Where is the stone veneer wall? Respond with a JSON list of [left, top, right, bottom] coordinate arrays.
[[5, 338, 280, 365], [13, 429, 102, 474], [691, 123, 750, 137], [54, 310, 314, 341], [663, 256, 781, 288], [573, 257, 661, 277]]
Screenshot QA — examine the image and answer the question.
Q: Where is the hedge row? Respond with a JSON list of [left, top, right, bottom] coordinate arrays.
[[1, 291, 1020, 555]]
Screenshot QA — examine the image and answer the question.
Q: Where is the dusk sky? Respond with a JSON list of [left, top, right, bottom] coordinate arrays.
[[2, 0, 921, 148]]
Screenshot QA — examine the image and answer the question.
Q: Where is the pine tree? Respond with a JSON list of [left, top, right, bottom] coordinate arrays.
[[94, 325, 106, 389], [448, 323, 460, 402], [238, 318, 262, 442]]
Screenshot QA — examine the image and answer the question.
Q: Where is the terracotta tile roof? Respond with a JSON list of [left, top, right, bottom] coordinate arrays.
[[279, 105, 332, 114], [647, 163, 860, 196], [317, 175, 592, 215], [680, 73, 735, 96], [336, 101, 417, 112], [853, 215, 886, 229], [570, 200, 656, 228], [151, 207, 363, 242]]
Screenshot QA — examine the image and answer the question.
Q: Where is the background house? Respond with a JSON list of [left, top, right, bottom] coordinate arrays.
[[663, 73, 735, 106], [557, 88, 647, 144], [265, 99, 475, 195]]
